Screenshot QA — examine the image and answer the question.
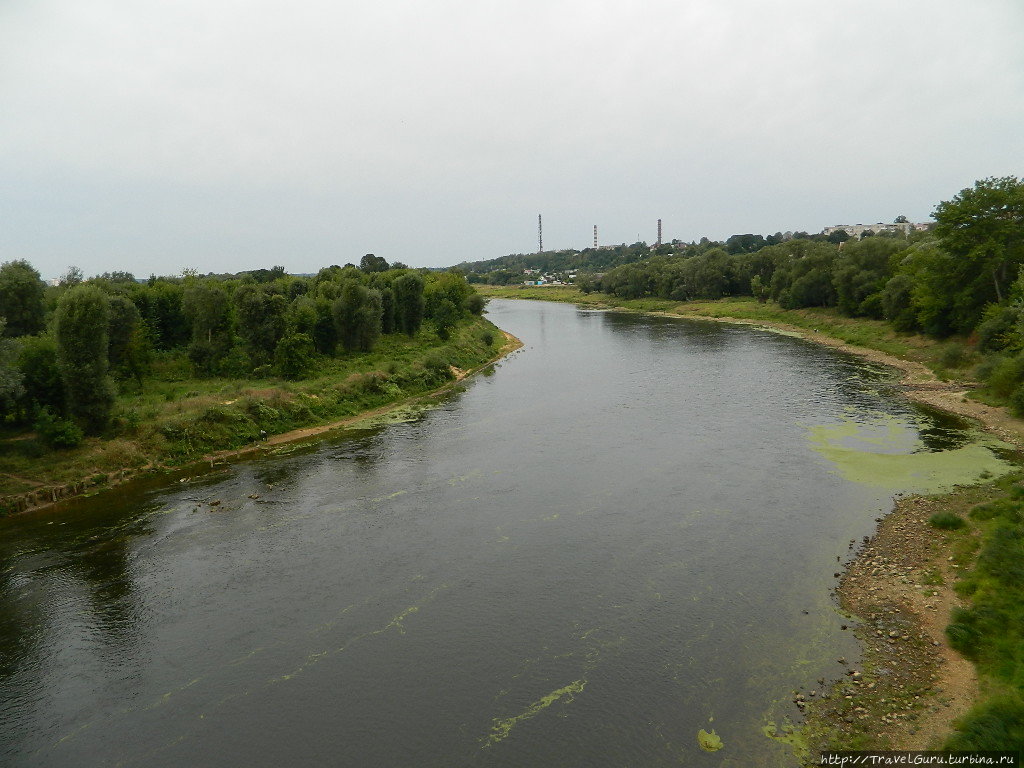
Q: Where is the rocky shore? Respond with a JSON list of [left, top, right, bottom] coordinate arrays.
[[800, 484, 1000, 757]]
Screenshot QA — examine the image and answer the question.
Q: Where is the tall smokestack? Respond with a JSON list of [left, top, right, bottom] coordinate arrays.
[[593, 225, 598, 248], [657, 219, 662, 246], [538, 214, 543, 253]]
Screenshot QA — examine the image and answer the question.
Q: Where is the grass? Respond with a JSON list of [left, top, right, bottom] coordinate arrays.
[[0, 317, 506, 509], [943, 473, 1024, 751]]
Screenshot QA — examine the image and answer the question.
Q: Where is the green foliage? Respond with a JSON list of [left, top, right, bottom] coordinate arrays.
[[945, 693, 1024, 751], [359, 253, 390, 272], [769, 242, 837, 309], [332, 282, 383, 352], [234, 283, 289, 364], [0, 260, 46, 337], [467, 292, 486, 315], [274, 332, 316, 379], [936, 342, 971, 371], [934, 176, 1024, 306], [33, 406, 84, 449], [428, 297, 460, 340], [0, 319, 24, 417], [977, 304, 1022, 352], [107, 295, 143, 378], [16, 334, 62, 417], [880, 274, 918, 332], [182, 282, 232, 376], [54, 285, 116, 434], [831, 237, 901, 317], [946, 516, 1024, 670], [929, 511, 967, 530], [984, 352, 1024, 399], [131, 279, 188, 350]]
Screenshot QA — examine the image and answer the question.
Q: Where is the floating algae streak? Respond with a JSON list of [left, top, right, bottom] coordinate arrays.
[[483, 680, 587, 747], [807, 408, 1015, 492]]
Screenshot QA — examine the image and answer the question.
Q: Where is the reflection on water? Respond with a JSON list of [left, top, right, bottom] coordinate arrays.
[[0, 300, 1012, 768]]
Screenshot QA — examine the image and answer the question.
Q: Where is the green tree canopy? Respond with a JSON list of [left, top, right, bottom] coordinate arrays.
[[933, 176, 1024, 304], [54, 285, 115, 434], [0, 260, 46, 337]]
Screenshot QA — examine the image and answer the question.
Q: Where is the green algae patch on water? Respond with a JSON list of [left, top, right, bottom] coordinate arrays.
[[697, 728, 724, 752], [807, 414, 1014, 492], [482, 679, 586, 747], [761, 720, 808, 756]]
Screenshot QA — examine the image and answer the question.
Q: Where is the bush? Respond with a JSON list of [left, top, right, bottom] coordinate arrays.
[[33, 407, 84, 449], [1011, 384, 1024, 417], [274, 333, 315, 380], [984, 351, 1024, 398], [930, 511, 968, 530], [937, 342, 971, 370], [976, 305, 1021, 352], [423, 353, 451, 374]]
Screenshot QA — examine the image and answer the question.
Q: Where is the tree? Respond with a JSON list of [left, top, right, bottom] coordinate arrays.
[[233, 284, 288, 364], [16, 334, 63, 417], [827, 229, 851, 244], [894, 215, 909, 224], [359, 253, 390, 273], [0, 260, 46, 337], [332, 282, 383, 352], [725, 233, 767, 254], [107, 295, 143, 377], [182, 282, 232, 375], [831, 237, 902, 317], [131, 280, 188, 350], [274, 333, 316, 379], [54, 286, 115, 434], [60, 266, 84, 287], [0, 320, 24, 418], [392, 273, 425, 336], [933, 176, 1024, 305]]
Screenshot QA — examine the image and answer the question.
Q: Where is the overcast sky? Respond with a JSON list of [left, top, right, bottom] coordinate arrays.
[[2, 0, 1022, 280]]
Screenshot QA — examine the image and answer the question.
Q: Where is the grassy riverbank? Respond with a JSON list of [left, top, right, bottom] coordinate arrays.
[[483, 284, 1024, 755], [0, 316, 510, 514]]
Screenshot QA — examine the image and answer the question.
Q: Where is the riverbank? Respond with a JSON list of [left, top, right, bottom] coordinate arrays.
[[0, 320, 522, 517], [480, 286, 1024, 756]]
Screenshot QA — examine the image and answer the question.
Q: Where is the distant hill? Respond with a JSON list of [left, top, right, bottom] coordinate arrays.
[[454, 242, 680, 284]]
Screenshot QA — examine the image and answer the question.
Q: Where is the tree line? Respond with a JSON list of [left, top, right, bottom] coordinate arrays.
[[0, 254, 485, 442]]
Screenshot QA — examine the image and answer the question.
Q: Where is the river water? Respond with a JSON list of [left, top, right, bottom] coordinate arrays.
[[0, 299, 1012, 767]]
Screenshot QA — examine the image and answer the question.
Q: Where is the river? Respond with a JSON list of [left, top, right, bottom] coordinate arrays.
[[0, 299, 1012, 767]]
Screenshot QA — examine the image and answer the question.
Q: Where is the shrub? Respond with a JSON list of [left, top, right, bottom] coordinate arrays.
[[976, 304, 1021, 352], [1011, 384, 1024, 417], [937, 342, 970, 370], [274, 333, 315, 380], [33, 407, 84, 449], [930, 511, 967, 530], [985, 351, 1024, 398]]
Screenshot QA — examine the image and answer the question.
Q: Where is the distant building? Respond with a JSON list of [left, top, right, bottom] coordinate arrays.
[[823, 222, 932, 238]]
